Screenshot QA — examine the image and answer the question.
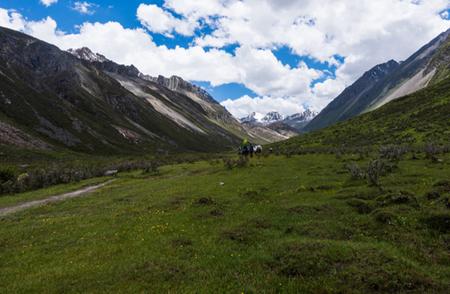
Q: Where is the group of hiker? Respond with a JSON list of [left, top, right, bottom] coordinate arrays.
[[238, 139, 262, 157]]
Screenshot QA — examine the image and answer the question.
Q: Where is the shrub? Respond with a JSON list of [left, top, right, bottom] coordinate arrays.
[[0, 168, 15, 183], [366, 159, 385, 187], [223, 156, 249, 170], [424, 143, 441, 162], [142, 161, 160, 175], [372, 210, 397, 224], [345, 162, 365, 180], [379, 145, 408, 161]]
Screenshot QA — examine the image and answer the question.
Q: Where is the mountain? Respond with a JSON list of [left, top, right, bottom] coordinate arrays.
[[273, 75, 450, 150], [241, 123, 297, 143], [283, 109, 317, 131], [306, 28, 450, 132], [240, 112, 259, 124], [240, 109, 316, 137], [265, 121, 299, 138], [0, 26, 247, 154], [261, 111, 284, 124]]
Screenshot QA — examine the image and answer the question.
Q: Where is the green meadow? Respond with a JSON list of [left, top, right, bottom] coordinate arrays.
[[1, 153, 449, 293]]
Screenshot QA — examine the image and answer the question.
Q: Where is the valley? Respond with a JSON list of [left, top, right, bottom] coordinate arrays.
[[0, 13, 449, 294], [1, 152, 449, 292]]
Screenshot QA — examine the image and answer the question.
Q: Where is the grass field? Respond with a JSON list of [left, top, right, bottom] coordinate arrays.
[[1, 152, 449, 293]]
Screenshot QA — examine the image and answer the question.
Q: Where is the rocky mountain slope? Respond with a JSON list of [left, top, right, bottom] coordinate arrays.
[[306, 28, 450, 132], [0, 27, 250, 154]]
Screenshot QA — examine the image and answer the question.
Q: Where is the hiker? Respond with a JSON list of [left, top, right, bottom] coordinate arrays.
[[240, 139, 252, 157]]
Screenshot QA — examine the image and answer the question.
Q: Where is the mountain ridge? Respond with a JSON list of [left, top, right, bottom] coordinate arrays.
[[0, 26, 247, 153], [305, 28, 450, 132]]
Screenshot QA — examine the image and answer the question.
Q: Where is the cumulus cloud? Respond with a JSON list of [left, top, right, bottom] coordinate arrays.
[[140, 0, 448, 115], [0, 0, 449, 117], [40, 0, 58, 7], [190, 0, 449, 82], [137, 4, 198, 37], [72, 1, 96, 15]]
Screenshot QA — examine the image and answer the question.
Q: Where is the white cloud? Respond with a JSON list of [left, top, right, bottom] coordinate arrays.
[[190, 0, 449, 82], [72, 1, 96, 15], [0, 9, 26, 31], [1, 0, 449, 117], [137, 4, 198, 37], [40, 0, 58, 7]]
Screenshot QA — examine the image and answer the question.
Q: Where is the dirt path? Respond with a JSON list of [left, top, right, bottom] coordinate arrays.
[[0, 179, 115, 217]]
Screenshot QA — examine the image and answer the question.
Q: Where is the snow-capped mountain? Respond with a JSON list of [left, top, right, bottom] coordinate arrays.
[[283, 109, 318, 131], [285, 109, 317, 122], [240, 110, 317, 132], [240, 112, 258, 124], [261, 112, 284, 124], [240, 111, 284, 125]]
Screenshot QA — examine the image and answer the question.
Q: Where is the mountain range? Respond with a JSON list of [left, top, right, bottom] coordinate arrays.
[[305, 28, 450, 132], [0, 25, 449, 155], [240, 109, 317, 129], [238, 109, 317, 141], [0, 27, 261, 154]]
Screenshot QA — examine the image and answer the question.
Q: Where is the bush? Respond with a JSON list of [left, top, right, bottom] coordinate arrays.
[[0, 168, 15, 183], [142, 161, 160, 175], [379, 145, 408, 161], [424, 143, 441, 162], [372, 210, 397, 224], [345, 162, 365, 180], [223, 156, 249, 170], [366, 159, 385, 187], [0, 159, 169, 196]]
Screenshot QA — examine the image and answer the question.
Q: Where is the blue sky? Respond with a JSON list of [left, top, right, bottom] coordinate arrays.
[[1, 1, 449, 117]]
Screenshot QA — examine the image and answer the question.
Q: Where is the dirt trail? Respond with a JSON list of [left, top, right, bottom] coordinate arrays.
[[0, 179, 115, 217]]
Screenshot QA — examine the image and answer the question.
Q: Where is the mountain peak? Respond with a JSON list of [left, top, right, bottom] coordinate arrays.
[[285, 109, 318, 122], [262, 111, 284, 124], [365, 59, 399, 81], [67, 47, 108, 63]]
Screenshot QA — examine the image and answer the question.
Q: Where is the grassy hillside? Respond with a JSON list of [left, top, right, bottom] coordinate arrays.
[[0, 153, 449, 292], [275, 77, 450, 151]]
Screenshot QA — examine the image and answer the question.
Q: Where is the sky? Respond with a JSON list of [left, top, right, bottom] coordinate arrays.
[[0, 0, 449, 119]]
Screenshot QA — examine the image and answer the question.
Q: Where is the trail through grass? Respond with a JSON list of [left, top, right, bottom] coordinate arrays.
[[0, 154, 449, 293]]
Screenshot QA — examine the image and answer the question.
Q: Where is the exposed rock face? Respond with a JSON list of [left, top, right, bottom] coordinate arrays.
[[304, 60, 400, 132], [0, 27, 247, 153], [0, 121, 50, 150], [306, 28, 450, 132], [67, 47, 108, 63]]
